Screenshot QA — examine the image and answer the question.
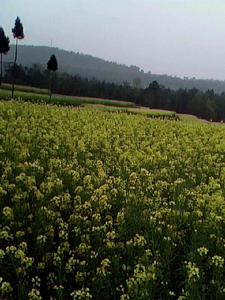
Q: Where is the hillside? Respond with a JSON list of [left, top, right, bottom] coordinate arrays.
[[5, 44, 225, 92]]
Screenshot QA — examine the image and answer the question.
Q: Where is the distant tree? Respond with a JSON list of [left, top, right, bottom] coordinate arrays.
[[11, 17, 24, 98], [133, 77, 142, 89], [148, 80, 160, 93], [204, 99, 217, 120], [47, 54, 58, 100], [0, 27, 10, 86], [148, 81, 161, 107]]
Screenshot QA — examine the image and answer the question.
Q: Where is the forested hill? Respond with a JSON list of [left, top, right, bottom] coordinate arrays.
[[5, 44, 225, 93]]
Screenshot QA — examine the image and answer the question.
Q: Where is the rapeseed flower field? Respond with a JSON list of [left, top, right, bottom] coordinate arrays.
[[0, 101, 224, 299]]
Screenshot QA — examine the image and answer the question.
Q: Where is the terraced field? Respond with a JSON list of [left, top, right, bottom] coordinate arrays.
[[0, 84, 135, 108]]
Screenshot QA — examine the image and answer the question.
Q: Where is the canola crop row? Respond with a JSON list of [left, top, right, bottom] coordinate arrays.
[[0, 101, 224, 299]]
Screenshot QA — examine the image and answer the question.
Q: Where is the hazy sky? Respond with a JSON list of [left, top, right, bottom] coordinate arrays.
[[2, 0, 225, 79]]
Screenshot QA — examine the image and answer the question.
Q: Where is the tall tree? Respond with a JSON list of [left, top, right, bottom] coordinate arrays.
[[47, 54, 58, 100], [0, 27, 10, 86], [11, 17, 24, 98]]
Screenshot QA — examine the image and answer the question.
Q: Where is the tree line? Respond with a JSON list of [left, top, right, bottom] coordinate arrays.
[[1, 17, 225, 122], [6, 44, 225, 93], [3, 63, 225, 122]]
